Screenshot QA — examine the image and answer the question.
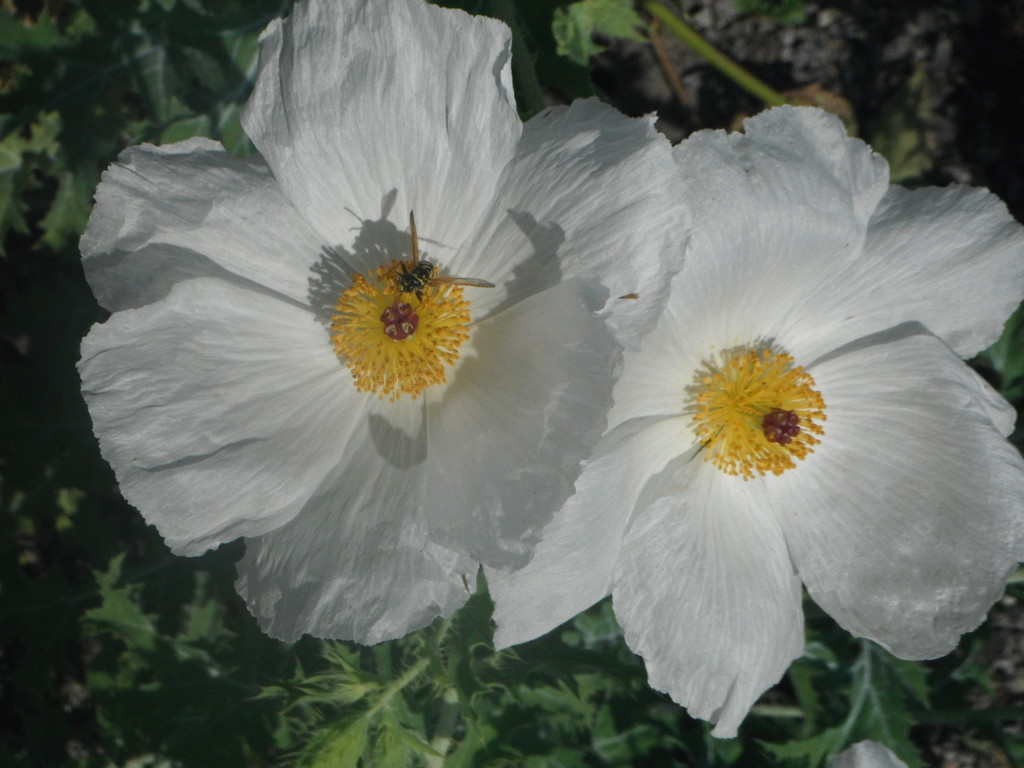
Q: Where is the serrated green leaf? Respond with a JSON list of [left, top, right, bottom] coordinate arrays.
[[306, 713, 370, 768], [442, 714, 496, 768], [761, 724, 846, 764], [82, 553, 159, 652], [375, 708, 438, 767], [552, 0, 647, 66], [175, 572, 234, 648], [789, 675, 825, 735], [0, 9, 65, 54], [37, 167, 94, 250], [0, 112, 62, 254], [843, 643, 928, 768]]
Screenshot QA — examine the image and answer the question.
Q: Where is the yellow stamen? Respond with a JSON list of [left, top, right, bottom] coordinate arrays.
[[330, 261, 471, 400], [688, 346, 826, 479]]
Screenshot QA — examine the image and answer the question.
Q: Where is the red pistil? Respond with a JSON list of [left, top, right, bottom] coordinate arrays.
[[381, 301, 419, 340], [763, 408, 801, 445]]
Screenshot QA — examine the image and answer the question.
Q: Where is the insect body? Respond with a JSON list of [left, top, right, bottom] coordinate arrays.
[[397, 212, 494, 301], [396, 259, 438, 298]]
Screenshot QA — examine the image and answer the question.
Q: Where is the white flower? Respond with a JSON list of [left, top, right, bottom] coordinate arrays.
[[489, 106, 1024, 736], [77, 0, 680, 643], [832, 741, 908, 768]]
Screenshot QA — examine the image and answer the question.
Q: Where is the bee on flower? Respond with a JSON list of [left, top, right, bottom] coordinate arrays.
[[77, 0, 682, 643]]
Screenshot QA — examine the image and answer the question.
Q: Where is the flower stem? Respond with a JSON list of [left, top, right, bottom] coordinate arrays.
[[643, 1, 786, 107], [425, 687, 460, 768]]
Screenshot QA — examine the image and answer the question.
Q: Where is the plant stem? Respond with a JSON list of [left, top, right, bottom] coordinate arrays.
[[650, 17, 693, 109], [643, 1, 786, 107], [425, 687, 460, 768]]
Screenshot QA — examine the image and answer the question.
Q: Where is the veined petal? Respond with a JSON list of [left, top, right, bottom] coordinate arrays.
[[833, 184, 1024, 359], [605, 278, 709, 427], [242, 0, 520, 251], [461, 98, 684, 345], [489, 415, 688, 648], [613, 461, 804, 738], [79, 278, 358, 555], [741, 107, 889, 226], [423, 278, 620, 569], [236, 451, 476, 644], [80, 139, 323, 312], [692, 110, 1024, 363], [666, 111, 889, 370], [674, 108, 888, 287], [775, 332, 1024, 659]]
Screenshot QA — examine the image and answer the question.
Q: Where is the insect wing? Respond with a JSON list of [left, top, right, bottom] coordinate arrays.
[[431, 275, 496, 288], [409, 211, 420, 265]]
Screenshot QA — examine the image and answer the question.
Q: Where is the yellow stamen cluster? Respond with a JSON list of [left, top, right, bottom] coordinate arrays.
[[330, 261, 471, 400], [689, 347, 826, 480]]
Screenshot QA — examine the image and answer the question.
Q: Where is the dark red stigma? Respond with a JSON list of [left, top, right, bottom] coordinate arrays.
[[763, 408, 801, 445], [381, 301, 419, 340]]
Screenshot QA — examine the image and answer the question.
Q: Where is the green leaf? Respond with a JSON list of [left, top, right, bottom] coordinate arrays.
[[0, 112, 62, 255], [974, 303, 1024, 404], [0, 9, 65, 54], [175, 572, 233, 648], [845, 644, 928, 767], [764, 641, 929, 767], [869, 64, 934, 184], [552, 0, 647, 66], [374, 708, 438, 767], [307, 713, 370, 768], [82, 553, 160, 653], [761, 724, 847, 764], [128, 29, 179, 124], [37, 167, 94, 250]]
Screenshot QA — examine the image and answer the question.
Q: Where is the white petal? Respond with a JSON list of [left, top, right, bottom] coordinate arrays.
[[774, 332, 1024, 659], [604, 285, 708, 427], [78, 278, 357, 555], [648, 108, 889, 380], [832, 741, 908, 768], [488, 415, 688, 648], [80, 139, 323, 312], [422, 278, 620, 568], [241, 0, 520, 251], [679, 109, 1024, 363], [613, 461, 805, 738], [460, 98, 684, 346], [235, 451, 477, 644], [674, 109, 888, 299], [842, 184, 1024, 359], [741, 107, 890, 225]]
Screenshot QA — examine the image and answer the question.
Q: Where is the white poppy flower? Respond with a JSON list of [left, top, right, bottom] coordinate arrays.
[[489, 106, 1024, 736], [77, 0, 680, 643]]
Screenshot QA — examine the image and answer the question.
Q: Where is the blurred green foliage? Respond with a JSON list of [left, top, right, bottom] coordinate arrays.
[[732, 0, 805, 26], [551, 0, 646, 66], [3, 0, 1024, 767]]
